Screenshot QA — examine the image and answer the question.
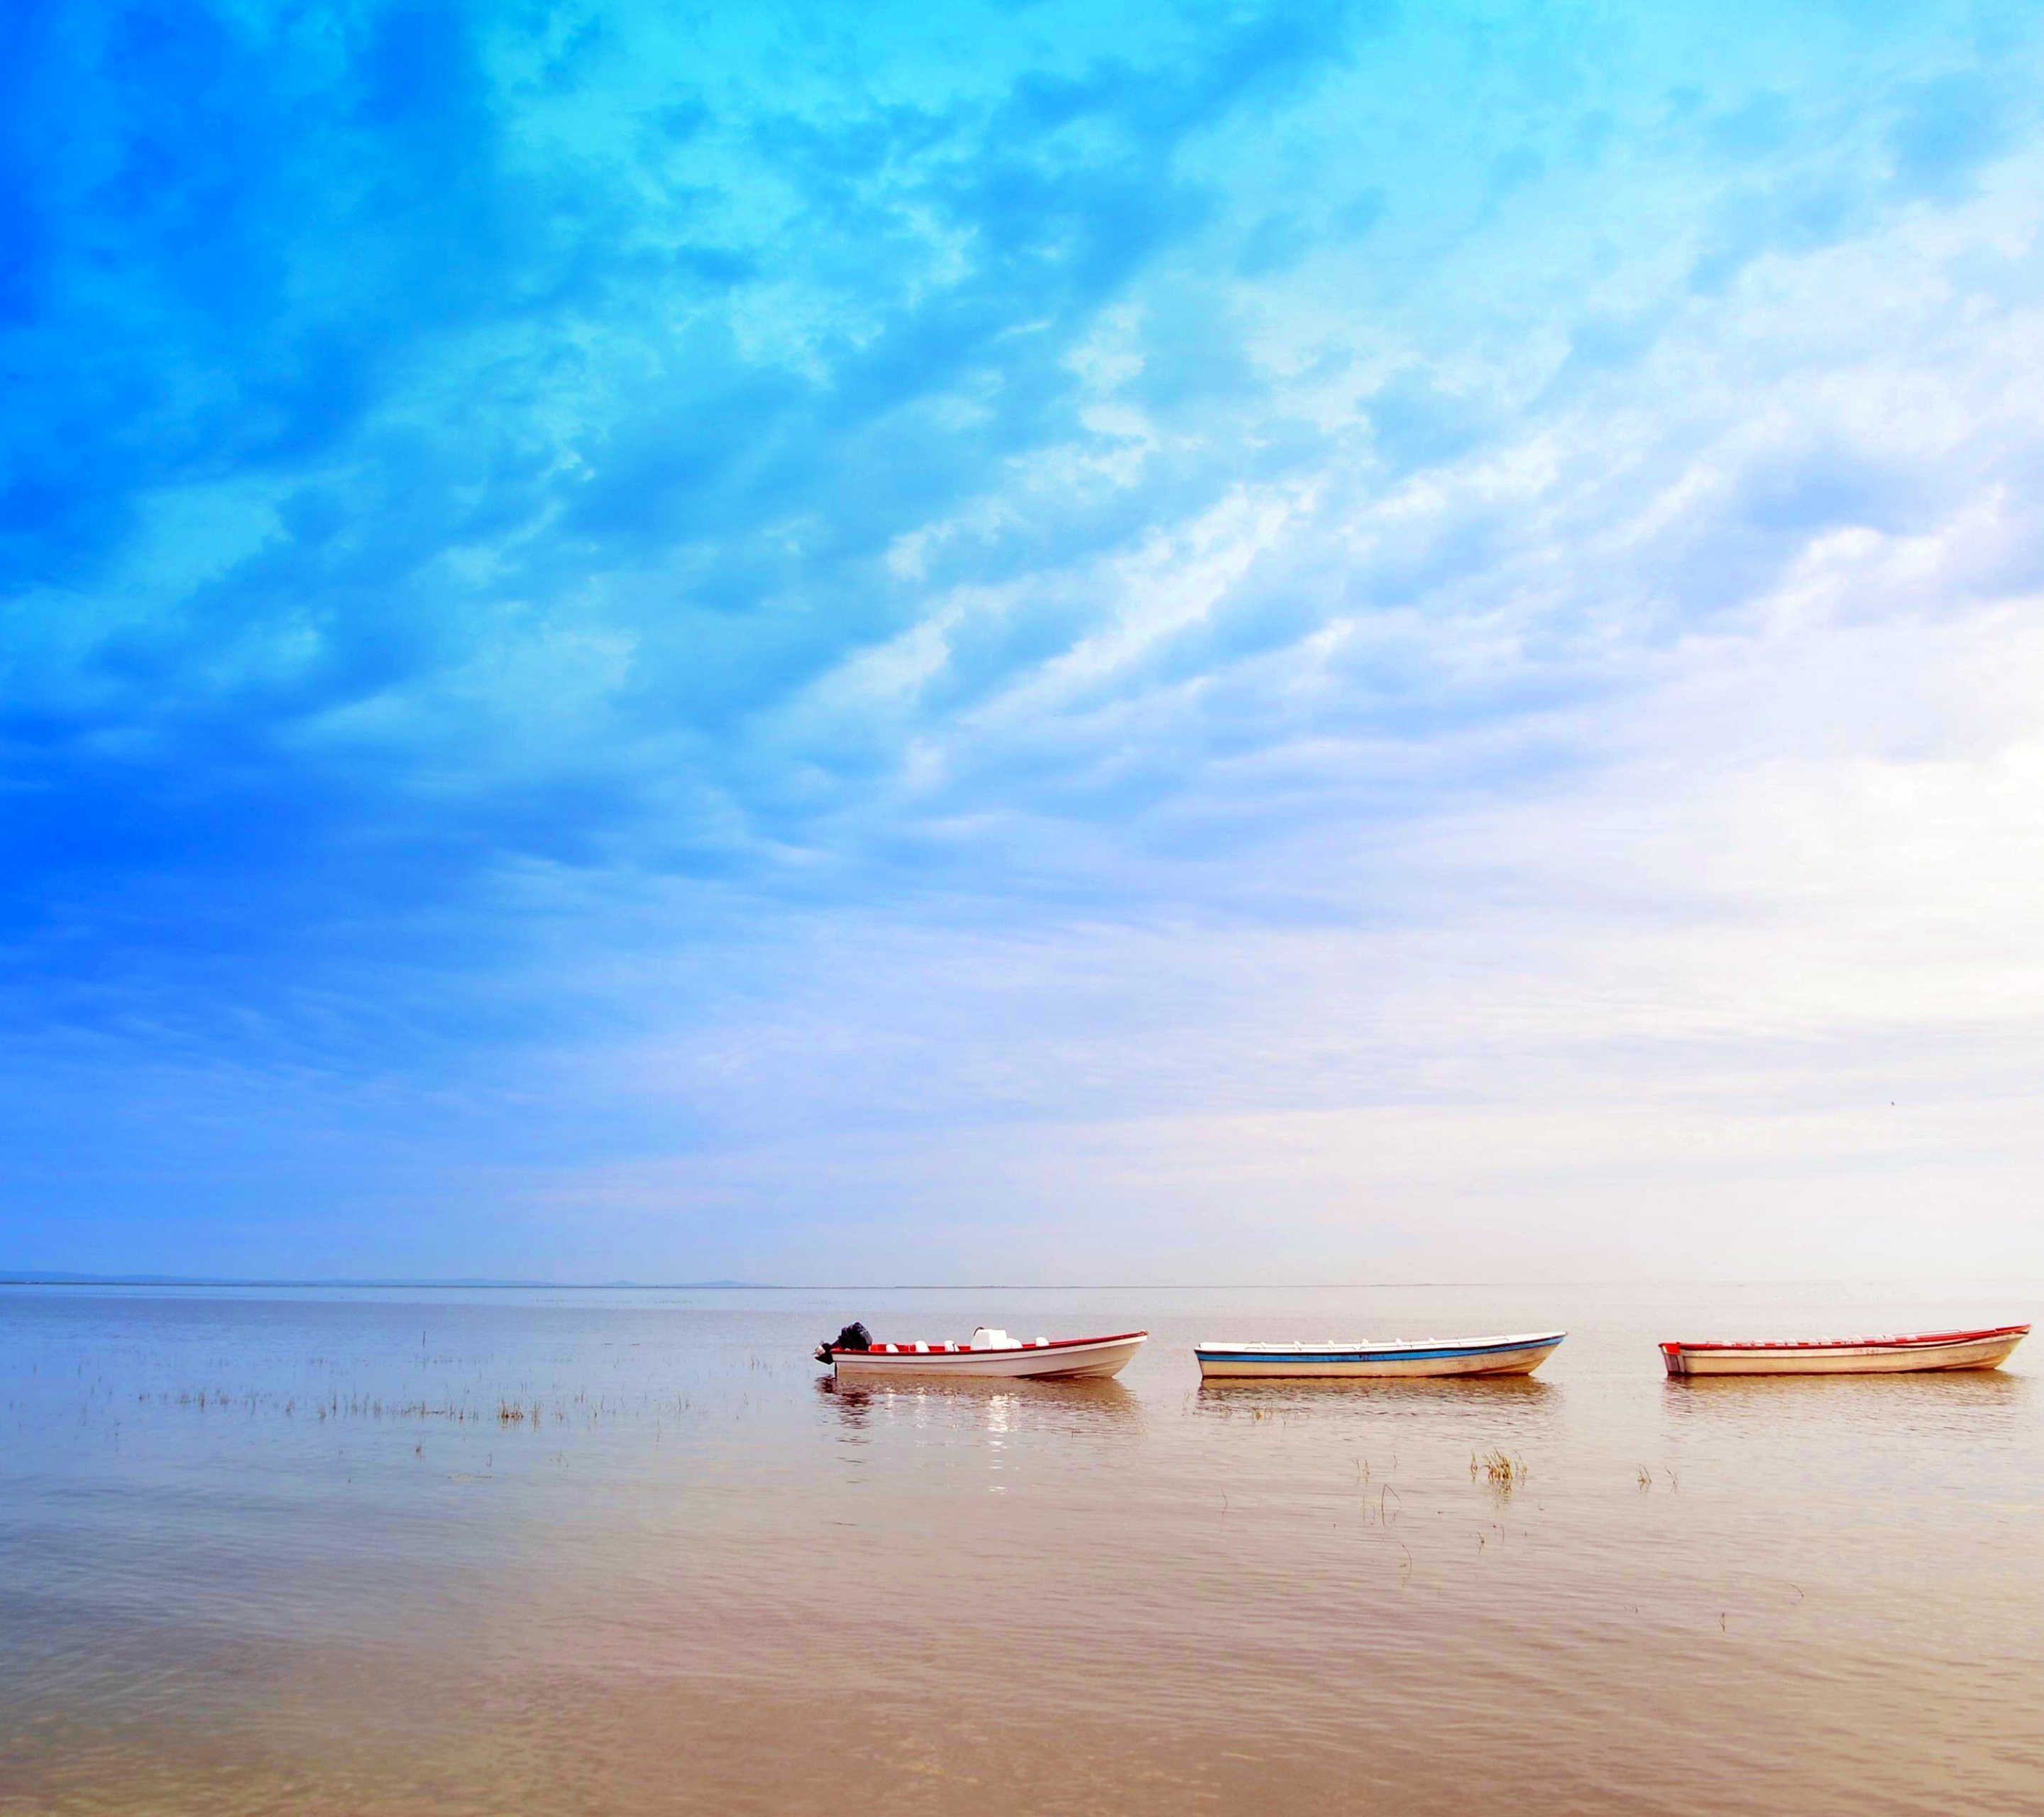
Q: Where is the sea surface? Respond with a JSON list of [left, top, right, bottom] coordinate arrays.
[[2, 1281, 2040, 1816]]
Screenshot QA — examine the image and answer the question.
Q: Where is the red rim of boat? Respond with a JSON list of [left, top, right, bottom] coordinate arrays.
[[1660, 1323, 2028, 1354], [827, 1329, 1149, 1356]]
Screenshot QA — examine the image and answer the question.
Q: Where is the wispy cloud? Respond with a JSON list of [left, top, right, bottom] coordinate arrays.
[[5, 1, 2044, 1278]]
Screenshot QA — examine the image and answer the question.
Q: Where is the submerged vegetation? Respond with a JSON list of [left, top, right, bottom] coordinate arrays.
[[128, 1384, 662, 1427]]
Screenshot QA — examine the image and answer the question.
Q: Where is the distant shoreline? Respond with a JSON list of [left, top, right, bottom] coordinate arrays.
[[8, 1275, 2033, 1292], [0, 1275, 779, 1290]]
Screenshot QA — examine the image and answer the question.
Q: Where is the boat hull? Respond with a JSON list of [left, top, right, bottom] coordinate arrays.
[[830, 1332, 1148, 1380], [1661, 1325, 2028, 1377], [1194, 1332, 1565, 1379]]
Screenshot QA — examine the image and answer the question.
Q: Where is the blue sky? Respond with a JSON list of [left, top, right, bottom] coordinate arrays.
[[6, 0, 2044, 1282]]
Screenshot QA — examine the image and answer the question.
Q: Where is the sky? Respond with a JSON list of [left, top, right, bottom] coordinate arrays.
[[5, 0, 2044, 1284]]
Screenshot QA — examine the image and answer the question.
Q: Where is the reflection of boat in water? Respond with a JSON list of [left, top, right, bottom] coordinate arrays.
[[1194, 1373, 1553, 1412], [1660, 1324, 2028, 1377], [816, 1372, 1141, 1427], [1193, 1331, 1565, 1378], [814, 1323, 1148, 1380]]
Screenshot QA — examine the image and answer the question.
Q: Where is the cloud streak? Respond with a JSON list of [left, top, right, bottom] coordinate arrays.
[[5, 0, 2044, 1279]]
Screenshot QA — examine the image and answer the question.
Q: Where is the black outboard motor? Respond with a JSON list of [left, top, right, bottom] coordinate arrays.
[[814, 1320, 872, 1363]]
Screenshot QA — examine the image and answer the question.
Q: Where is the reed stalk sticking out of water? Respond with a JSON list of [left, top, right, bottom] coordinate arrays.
[[1472, 1449, 1526, 1491]]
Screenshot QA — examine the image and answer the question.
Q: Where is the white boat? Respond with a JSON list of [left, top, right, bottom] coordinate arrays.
[[817, 1325, 1148, 1380], [1193, 1331, 1565, 1379], [1660, 1324, 2029, 1377]]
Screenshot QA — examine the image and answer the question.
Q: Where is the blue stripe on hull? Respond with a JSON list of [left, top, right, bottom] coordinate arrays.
[[1194, 1338, 1559, 1364]]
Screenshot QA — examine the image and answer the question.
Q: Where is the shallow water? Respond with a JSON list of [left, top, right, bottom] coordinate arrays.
[[2, 1282, 2040, 1815]]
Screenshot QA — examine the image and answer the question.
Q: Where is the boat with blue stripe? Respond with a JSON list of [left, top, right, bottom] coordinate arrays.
[[1193, 1330, 1566, 1378]]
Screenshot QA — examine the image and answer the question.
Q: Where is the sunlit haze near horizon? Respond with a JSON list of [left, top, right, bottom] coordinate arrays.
[[6, 1, 2044, 1285]]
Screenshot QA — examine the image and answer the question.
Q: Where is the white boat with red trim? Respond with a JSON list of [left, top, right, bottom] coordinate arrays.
[[815, 1324, 1148, 1380], [1660, 1323, 2028, 1377], [1194, 1330, 1564, 1379]]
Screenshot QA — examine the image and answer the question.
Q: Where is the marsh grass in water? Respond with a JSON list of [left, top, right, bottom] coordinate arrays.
[[1472, 1449, 1527, 1492]]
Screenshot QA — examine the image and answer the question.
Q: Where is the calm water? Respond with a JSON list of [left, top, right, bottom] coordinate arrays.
[[2, 1282, 2040, 1816]]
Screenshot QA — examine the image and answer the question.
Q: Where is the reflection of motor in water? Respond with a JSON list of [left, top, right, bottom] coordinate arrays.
[[815, 1373, 874, 1426]]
